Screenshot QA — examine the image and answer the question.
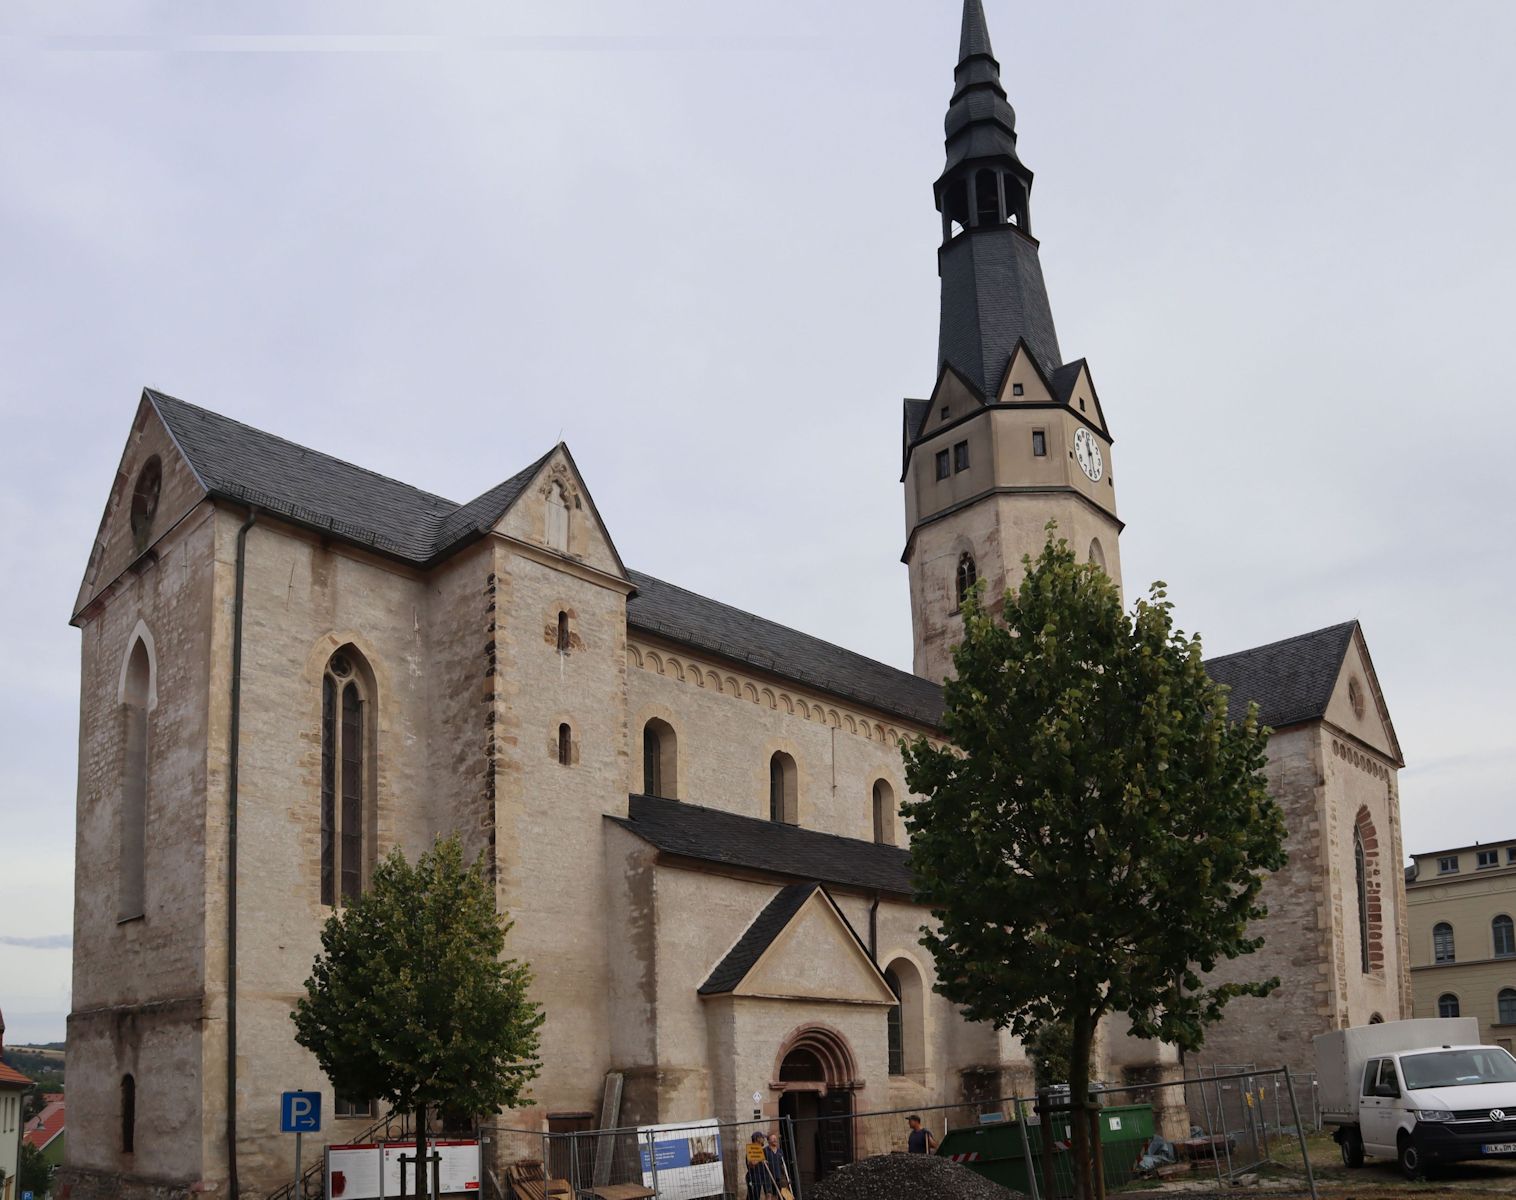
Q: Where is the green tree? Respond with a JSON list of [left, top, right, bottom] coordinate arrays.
[[902, 533, 1286, 1200], [293, 837, 543, 1188], [18, 1139, 53, 1195], [1024, 1017, 1074, 1092]]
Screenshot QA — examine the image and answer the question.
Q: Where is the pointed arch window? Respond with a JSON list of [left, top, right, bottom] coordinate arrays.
[[955, 552, 978, 608], [119, 637, 152, 922], [321, 650, 370, 906], [1354, 825, 1370, 972]]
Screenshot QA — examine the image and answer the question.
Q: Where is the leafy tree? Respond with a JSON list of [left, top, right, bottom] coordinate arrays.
[[293, 837, 543, 1188], [18, 1139, 53, 1195], [902, 533, 1286, 1200], [1024, 1017, 1074, 1092]]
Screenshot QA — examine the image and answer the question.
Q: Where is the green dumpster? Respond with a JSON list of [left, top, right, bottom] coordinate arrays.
[[938, 1105, 1155, 1197]]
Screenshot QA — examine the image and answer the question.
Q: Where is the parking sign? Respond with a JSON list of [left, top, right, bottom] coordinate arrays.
[[281, 1090, 322, 1133]]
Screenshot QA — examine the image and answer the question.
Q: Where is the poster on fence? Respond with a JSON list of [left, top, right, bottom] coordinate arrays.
[[637, 1119, 725, 1199], [324, 1139, 480, 1197]]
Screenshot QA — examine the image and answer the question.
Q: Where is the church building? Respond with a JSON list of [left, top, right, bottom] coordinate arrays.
[[63, 4, 1409, 1197]]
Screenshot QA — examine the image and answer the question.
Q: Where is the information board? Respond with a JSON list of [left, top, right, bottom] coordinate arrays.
[[638, 1119, 724, 1199], [324, 1139, 480, 1197]]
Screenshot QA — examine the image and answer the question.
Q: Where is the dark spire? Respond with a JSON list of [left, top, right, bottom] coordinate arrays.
[[934, 0, 1063, 392]]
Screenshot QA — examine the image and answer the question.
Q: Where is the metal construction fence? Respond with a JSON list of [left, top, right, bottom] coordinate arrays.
[[482, 1066, 1319, 1200]]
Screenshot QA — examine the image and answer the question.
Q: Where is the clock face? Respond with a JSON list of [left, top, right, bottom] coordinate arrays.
[[1073, 427, 1104, 482]]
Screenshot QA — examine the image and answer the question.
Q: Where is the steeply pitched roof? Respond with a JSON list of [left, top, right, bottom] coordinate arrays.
[[24, 1099, 65, 1151], [147, 389, 552, 566], [698, 883, 819, 995], [610, 794, 916, 897], [625, 572, 944, 727], [1204, 621, 1358, 728]]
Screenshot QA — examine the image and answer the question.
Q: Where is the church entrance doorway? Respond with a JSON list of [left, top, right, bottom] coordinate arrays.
[[773, 1031, 858, 1188]]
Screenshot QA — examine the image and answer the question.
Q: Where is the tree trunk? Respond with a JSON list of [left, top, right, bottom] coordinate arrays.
[[1068, 1010, 1097, 1200], [415, 1103, 428, 1198]]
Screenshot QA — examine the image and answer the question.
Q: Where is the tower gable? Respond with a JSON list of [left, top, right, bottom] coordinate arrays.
[[492, 445, 628, 582]]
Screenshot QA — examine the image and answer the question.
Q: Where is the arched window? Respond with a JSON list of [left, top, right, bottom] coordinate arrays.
[[119, 636, 152, 922], [1433, 922, 1455, 963], [1437, 993, 1460, 1018], [121, 1073, 136, 1154], [1354, 808, 1381, 972], [1354, 825, 1369, 972], [872, 780, 895, 846], [642, 719, 677, 799], [885, 967, 904, 1075], [129, 456, 162, 552], [779, 1048, 825, 1082], [1088, 538, 1106, 571], [769, 752, 797, 825], [1369, 1012, 1385, 1024], [1500, 989, 1516, 1025], [558, 723, 573, 766], [556, 611, 570, 654], [321, 649, 371, 906], [546, 481, 570, 552], [1493, 915, 1515, 958], [955, 553, 978, 608], [974, 168, 1000, 226]]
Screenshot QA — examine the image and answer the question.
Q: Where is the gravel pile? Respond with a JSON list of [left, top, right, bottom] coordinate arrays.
[[811, 1153, 1027, 1200]]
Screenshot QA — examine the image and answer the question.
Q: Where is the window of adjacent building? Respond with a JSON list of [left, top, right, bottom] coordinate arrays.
[[1012, 383, 1025, 396], [955, 553, 978, 609], [1354, 826, 1370, 973], [642, 719, 677, 799], [935, 449, 950, 480], [1433, 921, 1455, 963], [1494, 914, 1516, 958], [1438, 993, 1460, 1019], [1509, 847, 1516, 864], [321, 649, 370, 907], [335, 1095, 374, 1119], [872, 780, 895, 846], [885, 967, 904, 1076], [1032, 430, 1047, 456], [119, 636, 152, 922], [1478, 849, 1499, 869], [1500, 988, 1516, 1026], [953, 440, 969, 472], [769, 752, 797, 825], [121, 1074, 136, 1154], [1438, 856, 1459, 874], [557, 723, 573, 766]]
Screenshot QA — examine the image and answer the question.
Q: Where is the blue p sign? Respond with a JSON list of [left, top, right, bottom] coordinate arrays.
[[281, 1090, 322, 1133]]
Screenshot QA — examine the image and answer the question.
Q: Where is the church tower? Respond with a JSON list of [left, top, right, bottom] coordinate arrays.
[[904, 0, 1123, 681]]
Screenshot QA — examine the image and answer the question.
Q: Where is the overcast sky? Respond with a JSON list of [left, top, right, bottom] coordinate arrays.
[[3, 0, 1513, 1045]]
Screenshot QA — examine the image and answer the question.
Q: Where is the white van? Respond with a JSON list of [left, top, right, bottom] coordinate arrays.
[[1316, 1019, 1516, 1178]]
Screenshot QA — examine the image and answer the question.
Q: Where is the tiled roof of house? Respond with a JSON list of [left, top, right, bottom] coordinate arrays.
[[24, 1099, 65, 1151], [0, 1057, 31, 1088], [610, 794, 915, 897], [1204, 621, 1358, 728]]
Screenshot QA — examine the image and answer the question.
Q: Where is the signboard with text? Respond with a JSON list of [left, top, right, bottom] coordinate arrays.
[[638, 1119, 724, 1199], [325, 1139, 481, 1198]]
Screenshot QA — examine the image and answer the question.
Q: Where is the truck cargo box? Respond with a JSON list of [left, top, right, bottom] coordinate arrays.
[[1314, 1018, 1479, 1123]]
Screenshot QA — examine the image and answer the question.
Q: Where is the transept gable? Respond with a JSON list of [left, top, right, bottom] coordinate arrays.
[[699, 883, 896, 1006], [74, 391, 210, 621], [1324, 626, 1402, 765], [492, 444, 628, 582]]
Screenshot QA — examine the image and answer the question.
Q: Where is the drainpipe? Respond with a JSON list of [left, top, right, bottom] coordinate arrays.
[[227, 507, 257, 1197], [868, 892, 880, 960]]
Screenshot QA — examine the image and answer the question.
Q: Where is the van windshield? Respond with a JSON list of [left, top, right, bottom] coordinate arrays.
[[1400, 1049, 1516, 1090]]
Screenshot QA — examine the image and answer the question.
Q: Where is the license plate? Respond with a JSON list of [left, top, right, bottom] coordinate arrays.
[[1482, 1142, 1516, 1154]]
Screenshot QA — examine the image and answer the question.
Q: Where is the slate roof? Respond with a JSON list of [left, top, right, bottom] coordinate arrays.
[[1204, 621, 1357, 728], [625, 572, 944, 727], [698, 883, 819, 995], [610, 794, 916, 897]]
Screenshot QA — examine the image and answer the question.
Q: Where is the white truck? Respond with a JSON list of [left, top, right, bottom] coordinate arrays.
[[1315, 1017, 1516, 1178]]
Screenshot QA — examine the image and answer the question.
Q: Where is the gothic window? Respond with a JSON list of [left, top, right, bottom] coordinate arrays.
[[1438, 993, 1460, 1018], [953, 440, 970, 472], [1500, 989, 1516, 1025], [769, 752, 797, 825], [129, 456, 162, 552], [321, 649, 371, 906], [546, 482, 570, 552], [885, 967, 904, 1075], [558, 723, 573, 766], [1354, 826, 1369, 973], [1493, 915, 1515, 958], [872, 780, 895, 846], [1354, 808, 1380, 973], [121, 1073, 136, 1154], [935, 449, 950, 480], [119, 636, 152, 922], [557, 611, 570, 654], [1433, 922, 1455, 964], [955, 553, 977, 608], [642, 719, 677, 799], [1032, 430, 1046, 456], [1088, 538, 1107, 571]]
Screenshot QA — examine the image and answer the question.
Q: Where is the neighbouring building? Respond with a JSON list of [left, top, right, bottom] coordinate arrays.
[[0, 1009, 35, 1200], [25, 1094, 67, 1175], [1406, 839, 1516, 1053], [62, 4, 1408, 1197]]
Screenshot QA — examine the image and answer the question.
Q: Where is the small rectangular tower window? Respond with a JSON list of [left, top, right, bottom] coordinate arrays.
[[1032, 430, 1047, 456], [1012, 383, 1024, 396], [934, 449, 950, 480], [1478, 849, 1498, 869], [953, 441, 969, 472], [1438, 856, 1459, 874]]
